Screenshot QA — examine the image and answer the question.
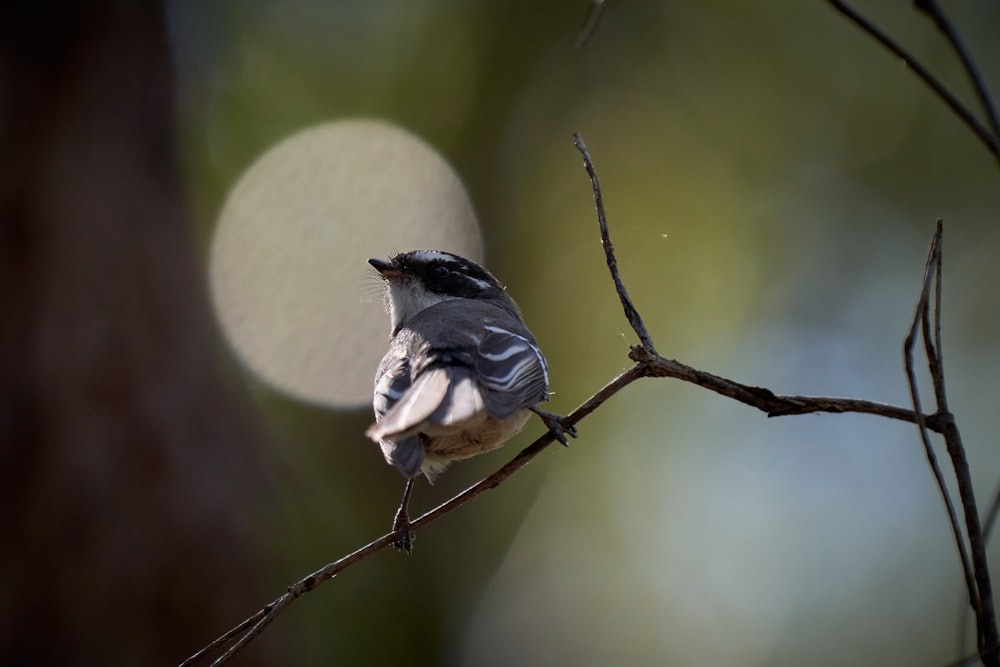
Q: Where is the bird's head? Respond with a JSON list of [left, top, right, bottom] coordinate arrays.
[[369, 250, 515, 331]]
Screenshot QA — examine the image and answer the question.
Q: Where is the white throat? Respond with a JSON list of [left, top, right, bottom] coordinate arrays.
[[386, 280, 457, 331]]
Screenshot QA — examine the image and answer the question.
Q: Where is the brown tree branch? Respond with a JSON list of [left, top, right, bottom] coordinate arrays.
[[903, 223, 983, 654], [825, 0, 1000, 161], [908, 221, 998, 666], [573, 133, 658, 356], [914, 0, 1000, 142], [822, 3, 1000, 663]]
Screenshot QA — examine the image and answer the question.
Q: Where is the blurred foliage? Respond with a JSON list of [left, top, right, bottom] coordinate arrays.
[[166, 0, 1000, 664]]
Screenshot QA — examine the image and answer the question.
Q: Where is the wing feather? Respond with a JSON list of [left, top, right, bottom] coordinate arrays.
[[428, 368, 484, 426], [372, 355, 411, 421], [367, 366, 450, 442], [477, 325, 549, 418]]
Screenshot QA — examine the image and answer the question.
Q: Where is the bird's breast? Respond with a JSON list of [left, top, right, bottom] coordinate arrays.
[[419, 409, 532, 478]]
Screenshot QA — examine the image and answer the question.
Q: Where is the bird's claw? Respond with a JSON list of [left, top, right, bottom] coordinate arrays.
[[392, 508, 415, 555], [530, 407, 577, 447]]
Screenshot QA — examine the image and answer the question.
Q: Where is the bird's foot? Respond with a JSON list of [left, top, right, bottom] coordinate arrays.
[[392, 506, 415, 555], [530, 407, 578, 447]]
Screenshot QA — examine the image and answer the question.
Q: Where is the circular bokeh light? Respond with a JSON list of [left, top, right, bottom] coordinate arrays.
[[210, 118, 482, 407]]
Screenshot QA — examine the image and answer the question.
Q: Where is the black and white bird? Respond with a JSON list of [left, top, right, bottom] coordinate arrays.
[[367, 250, 573, 553]]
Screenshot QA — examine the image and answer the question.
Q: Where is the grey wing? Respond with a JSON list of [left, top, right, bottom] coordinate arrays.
[[368, 365, 449, 442], [372, 353, 411, 423], [477, 324, 550, 419], [369, 353, 427, 478]]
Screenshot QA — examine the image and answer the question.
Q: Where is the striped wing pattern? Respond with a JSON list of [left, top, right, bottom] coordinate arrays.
[[372, 354, 411, 422], [477, 324, 549, 419], [370, 353, 427, 478]]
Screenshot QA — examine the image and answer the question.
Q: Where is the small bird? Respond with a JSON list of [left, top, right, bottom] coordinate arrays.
[[367, 250, 573, 553]]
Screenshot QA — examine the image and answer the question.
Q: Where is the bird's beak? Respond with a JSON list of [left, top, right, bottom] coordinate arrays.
[[369, 258, 401, 279]]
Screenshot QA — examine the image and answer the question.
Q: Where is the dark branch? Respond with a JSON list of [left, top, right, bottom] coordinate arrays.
[[825, 0, 1000, 160], [902, 223, 978, 626], [903, 222, 998, 666], [629, 345, 944, 430], [926, 221, 998, 664], [914, 0, 1000, 143], [572, 132, 659, 356], [198, 535, 396, 666]]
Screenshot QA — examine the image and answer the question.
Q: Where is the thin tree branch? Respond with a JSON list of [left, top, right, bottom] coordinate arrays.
[[903, 223, 979, 633], [904, 221, 998, 667], [826, 2, 1000, 661], [914, 0, 1000, 142], [825, 0, 1000, 160], [179, 612, 265, 667], [194, 535, 396, 666], [926, 221, 998, 665], [628, 344, 945, 430], [573, 132, 658, 356]]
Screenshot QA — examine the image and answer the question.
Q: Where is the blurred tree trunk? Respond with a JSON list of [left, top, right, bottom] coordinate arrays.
[[0, 2, 274, 664]]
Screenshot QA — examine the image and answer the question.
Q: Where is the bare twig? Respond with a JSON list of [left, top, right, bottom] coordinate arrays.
[[178, 533, 395, 666], [825, 0, 1000, 160], [179, 612, 265, 667], [903, 223, 979, 634], [573, 132, 658, 356], [914, 0, 1000, 142], [904, 221, 998, 667], [824, 2, 1000, 661], [628, 344, 945, 429]]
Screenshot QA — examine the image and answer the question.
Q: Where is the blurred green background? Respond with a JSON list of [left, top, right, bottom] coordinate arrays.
[[6, 0, 1000, 665], [179, 0, 1000, 664]]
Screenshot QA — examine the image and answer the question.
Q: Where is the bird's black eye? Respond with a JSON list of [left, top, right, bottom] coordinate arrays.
[[431, 264, 450, 278]]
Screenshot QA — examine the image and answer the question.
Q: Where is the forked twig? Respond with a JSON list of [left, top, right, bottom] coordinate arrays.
[[825, 0, 1000, 160], [904, 221, 998, 667], [903, 224, 978, 627], [914, 0, 1000, 142], [573, 132, 658, 356]]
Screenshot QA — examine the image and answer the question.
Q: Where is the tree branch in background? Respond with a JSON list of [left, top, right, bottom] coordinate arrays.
[[823, 4, 1000, 663], [914, 0, 1000, 142], [572, 133, 657, 355], [904, 223, 999, 666], [825, 0, 1000, 161]]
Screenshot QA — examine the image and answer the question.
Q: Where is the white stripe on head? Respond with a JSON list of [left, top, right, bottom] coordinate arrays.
[[405, 250, 496, 290], [407, 250, 462, 264]]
